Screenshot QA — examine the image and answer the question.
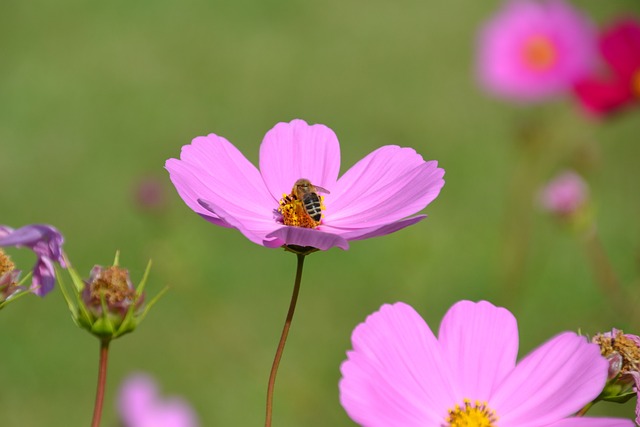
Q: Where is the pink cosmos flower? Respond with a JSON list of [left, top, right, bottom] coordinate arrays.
[[0, 224, 66, 296], [574, 19, 640, 116], [118, 373, 199, 427], [340, 300, 634, 427], [539, 170, 589, 217], [166, 119, 445, 251], [477, 0, 596, 102]]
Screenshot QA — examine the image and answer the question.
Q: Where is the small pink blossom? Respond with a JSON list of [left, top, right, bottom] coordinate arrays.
[[574, 18, 640, 116], [118, 373, 199, 427], [340, 300, 633, 427], [539, 170, 589, 216], [477, 0, 597, 102], [166, 119, 445, 251]]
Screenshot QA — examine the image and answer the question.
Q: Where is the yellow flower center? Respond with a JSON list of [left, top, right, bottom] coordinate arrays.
[[445, 399, 498, 427], [521, 35, 557, 71], [632, 70, 640, 98], [0, 249, 15, 276], [277, 182, 326, 229]]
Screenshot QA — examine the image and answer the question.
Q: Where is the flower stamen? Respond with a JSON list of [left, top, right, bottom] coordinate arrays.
[[86, 266, 137, 309], [594, 330, 640, 374], [632, 70, 640, 98], [0, 249, 15, 277], [521, 35, 557, 71], [445, 399, 498, 427]]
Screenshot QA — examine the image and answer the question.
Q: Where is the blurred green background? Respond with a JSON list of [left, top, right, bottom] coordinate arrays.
[[2, 0, 640, 425]]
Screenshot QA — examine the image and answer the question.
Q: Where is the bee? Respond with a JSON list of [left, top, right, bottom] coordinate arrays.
[[292, 178, 330, 222]]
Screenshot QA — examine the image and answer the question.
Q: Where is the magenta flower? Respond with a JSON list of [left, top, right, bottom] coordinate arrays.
[[539, 170, 589, 217], [0, 224, 66, 296], [574, 19, 640, 116], [477, 0, 596, 102], [118, 373, 199, 427], [340, 300, 633, 427], [166, 119, 445, 251]]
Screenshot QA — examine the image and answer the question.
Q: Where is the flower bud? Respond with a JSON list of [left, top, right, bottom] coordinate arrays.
[[58, 252, 165, 342], [592, 329, 640, 413]]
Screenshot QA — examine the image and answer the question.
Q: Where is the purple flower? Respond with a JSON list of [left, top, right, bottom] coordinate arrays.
[[477, 0, 596, 102], [539, 170, 589, 217], [118, 373, 199, 427], [340, 300, 632, 426], [0, 224, 65, 296], [166, 119, 445, 251]]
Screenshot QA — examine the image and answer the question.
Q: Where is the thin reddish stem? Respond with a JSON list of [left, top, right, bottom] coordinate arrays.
[[91, 339, 111, 427], [265, 253, 305, 427]]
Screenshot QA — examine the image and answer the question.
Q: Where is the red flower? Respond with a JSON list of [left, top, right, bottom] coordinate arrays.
[[574, 18, 640, 116]]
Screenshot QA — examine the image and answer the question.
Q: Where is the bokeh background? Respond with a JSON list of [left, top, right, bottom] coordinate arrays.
[[2, 0, 640, 425]]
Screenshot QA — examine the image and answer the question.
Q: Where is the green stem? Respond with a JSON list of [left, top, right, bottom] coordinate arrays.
[[581, 225, 630, 319], [575, 401, 593, 417], [91, 339, 111, 427], [265, 253, 305, 427]]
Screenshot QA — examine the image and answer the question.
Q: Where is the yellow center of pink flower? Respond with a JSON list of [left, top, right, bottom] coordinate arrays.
[[594, 330, 640, 374], [277, 179, 326, 229], [445, 399, 498, 427], [0, 249, 15, 276], [87, 266, 136, 307], [632, 70, 640, 98], [521, 35, 557, 71]]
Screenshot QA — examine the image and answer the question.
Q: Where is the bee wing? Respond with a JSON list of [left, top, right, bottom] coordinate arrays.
[[314, 185, 330, 194]]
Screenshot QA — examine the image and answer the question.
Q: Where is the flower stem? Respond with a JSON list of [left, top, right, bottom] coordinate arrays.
[[265, 253, 306, 427], [581, 224, 631, 319], [91, 339, 111, 427], [575, 401, 593, 417]]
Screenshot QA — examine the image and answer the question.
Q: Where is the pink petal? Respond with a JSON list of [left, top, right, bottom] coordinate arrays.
[[324, 215, 426, 242], [339, 302, 456, 427], [600, 19, 640, 81], [259, 119, 341, 201], [198, 199, 280, 247], [574, 76, 634, 115], [166, 134, 279, 236], [325, 146, 444, 229], [265, 226, 348, 250], [546, 418, 634, 427], [119, 374, 158, 426], [492, 332, 608, 427], [438, 300, 518, 403]]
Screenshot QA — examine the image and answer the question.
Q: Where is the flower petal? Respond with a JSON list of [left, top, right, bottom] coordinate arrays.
[[546, 417, 634, 427], [166, 134, 277, 229], [322, 215, 426, 242], [600, 19, 640, 80], [265, 226, 348, 250], [198, 199, 280, 247], [259, 119, 341, 200], [574, 77, 634, 116], [339, 302, 456, 427], [492, 332, 608, 427], [438, 300, 518, 403], [325, 146, 444, 229]]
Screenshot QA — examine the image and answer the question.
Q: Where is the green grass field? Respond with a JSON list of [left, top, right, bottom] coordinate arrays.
[[2, 0, 640, 425]]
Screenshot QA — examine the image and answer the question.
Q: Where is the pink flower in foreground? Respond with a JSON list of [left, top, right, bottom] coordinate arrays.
[[539, 170, 589, 217], [340, 300, 633, 427], [574, 19, 640, 116], [118, 373, 199, 427], [166, 119, 445, 251], [477, 0, 596, 102]]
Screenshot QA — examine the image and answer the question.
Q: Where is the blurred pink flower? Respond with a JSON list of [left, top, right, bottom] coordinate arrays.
[[166, 119, 445, 251], [0, 224, 65, 296], [539, 170, 588, 216], [340, 300, 633, 427], [477, 0, 596, 102], [574, 18, 640, 116], [118, 373, 199, 427]]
